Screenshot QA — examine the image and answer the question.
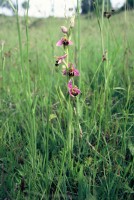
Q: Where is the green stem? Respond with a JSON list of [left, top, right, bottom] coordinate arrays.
[[25, 0, 31, 95], [16, 0, 23, 81], [77, 0, 81, 86]]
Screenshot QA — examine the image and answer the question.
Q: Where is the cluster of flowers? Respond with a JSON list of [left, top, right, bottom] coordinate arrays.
[[55, 17, 81, 97]]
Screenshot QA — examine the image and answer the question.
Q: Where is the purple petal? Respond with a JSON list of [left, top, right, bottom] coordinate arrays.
[[60, 54, 67, 59], [74, 69, 80, 76], [56, 39, 63, 46], [69, 90, 74, 97], [68, 40, 73, 45], [68, 80, 72, 89], [74, 88, 81, 94]]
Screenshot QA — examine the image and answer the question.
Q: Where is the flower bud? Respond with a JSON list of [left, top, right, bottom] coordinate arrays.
[[61, 26, 68, 34], [70, 15, 75, 28]]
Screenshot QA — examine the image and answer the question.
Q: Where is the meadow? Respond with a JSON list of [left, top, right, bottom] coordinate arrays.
[[0, 8, 134, 200]]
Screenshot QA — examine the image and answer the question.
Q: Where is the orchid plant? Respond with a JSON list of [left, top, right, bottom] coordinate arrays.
[[55, 15, 81, 97]]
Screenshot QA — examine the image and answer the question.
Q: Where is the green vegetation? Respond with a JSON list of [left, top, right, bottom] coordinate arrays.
[[0, 9, 134, 200]]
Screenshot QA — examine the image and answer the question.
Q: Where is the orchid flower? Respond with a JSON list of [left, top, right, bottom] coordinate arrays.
[[55, 54, 67, 66], [63, 63, 80, 77], [68, 80, 81, 97], [56, 37, 73, 47]]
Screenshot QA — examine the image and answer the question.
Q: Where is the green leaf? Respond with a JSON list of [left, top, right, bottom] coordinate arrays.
[[128, 141, 134, 156], [49, 114, 57, 121]]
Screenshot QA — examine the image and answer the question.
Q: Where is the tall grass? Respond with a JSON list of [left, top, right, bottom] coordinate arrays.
[[0, 1, 134, 199]]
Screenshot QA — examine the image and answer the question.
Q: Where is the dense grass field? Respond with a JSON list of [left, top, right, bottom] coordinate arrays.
[[0, 8, 134, 200]]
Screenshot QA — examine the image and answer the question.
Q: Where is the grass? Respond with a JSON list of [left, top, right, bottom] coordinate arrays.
[[0, 7, 134, 200]]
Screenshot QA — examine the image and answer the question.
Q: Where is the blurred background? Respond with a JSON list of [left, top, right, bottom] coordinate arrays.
[[0, 0, 134, 18]]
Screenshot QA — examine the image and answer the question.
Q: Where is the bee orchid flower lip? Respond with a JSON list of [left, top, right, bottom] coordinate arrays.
[[56, 37, 73, 46], [68, 80, 81, 97]]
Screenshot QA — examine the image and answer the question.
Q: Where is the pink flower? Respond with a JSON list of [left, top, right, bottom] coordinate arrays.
[[55, 54, 67, 66], [68, 80, 81, 97], [56, 37, 73, 46], [63, 63, 80, 77]]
